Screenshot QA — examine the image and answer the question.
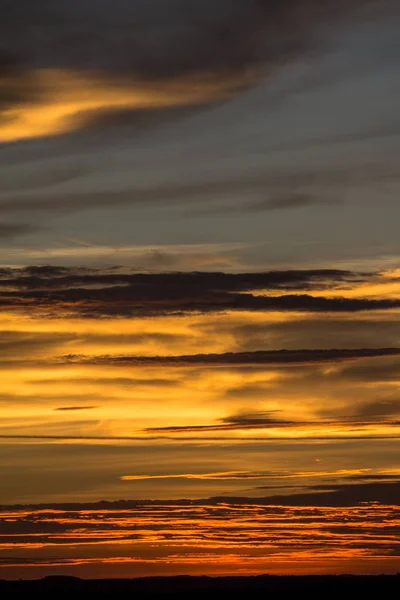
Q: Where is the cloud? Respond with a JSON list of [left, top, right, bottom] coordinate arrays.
[[0, 489, 399, 579], [0, 331, 79, 358], [120, 468, 369, 482], [1, 1, 385, 97], [142, 413, 308, 434], [121, 471, 268, 481], [0, 222, 37, 239], [143, 410, 400, 435], [2, 482, 399, 510], [1, 0, 376, 142], [253, 480, 400, 506], [354, 399, 400, 418], [1, 160, 400, 215], [36, 377, 180, 388], [5, 290, 398, 317], [247, 192, 326, 212], [0, 265, 366, 290], [0, 0, 397, 147], [333, 361, 400, 383], [70, 348, 400, 368], [54, 406, 99, 412], [188, 192, 335, 217], [229, 318, 400, 352], [346, 473, 400, 482], [2, 266, 398, 317]]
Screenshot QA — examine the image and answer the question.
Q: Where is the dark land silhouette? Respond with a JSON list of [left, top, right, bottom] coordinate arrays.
[[0, 575, 399, 597]]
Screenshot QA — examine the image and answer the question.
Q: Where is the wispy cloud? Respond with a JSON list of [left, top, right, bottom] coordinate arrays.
[[70, 348, 400, 368], [54, 406, 99, 412], [0, 223, 38, 239], [121, 468, 369, 482]]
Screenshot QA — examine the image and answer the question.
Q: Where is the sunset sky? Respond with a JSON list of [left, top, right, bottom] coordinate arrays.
[[0, 0, 399, 580]]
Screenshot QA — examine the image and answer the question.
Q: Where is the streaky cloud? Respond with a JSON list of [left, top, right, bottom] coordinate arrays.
[[68, 347, 400, 367]]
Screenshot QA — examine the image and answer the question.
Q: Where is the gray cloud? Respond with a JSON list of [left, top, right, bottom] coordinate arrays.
[[354, 399, 400, 418], [1, 1, 386, 88], [0, 0, 397, 152], [248, 192, 326, 212], [334, 360, 400, 383], [230, 318, 400, 352], [1, 160, 399, 216], [0, 222, 37, 239], [186, 192, 334, 217]]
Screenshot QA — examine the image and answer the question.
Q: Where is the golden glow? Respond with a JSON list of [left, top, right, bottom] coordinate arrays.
[[0, 68, 248, 142], [121, 469, 371, 481], [245, 270, 400, 300], [1, 298, 400, 441], [1, 264, 400, 579]]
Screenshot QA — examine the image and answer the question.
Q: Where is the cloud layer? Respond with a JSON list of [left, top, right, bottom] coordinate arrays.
[[0, 489, 399, 578], [1, 266, 399, 317]]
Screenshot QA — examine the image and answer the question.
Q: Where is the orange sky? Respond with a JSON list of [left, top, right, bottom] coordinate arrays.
[[1, 503, 399, 579]]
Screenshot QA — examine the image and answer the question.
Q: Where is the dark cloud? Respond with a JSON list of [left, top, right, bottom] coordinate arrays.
[[4, 290, 396, 317], [71, 102, 218, 136], [248, 192, 326, 212], [1, 267, 397, 317], [144, 411, 294, 433], [0, 330, 189, 364], [189, 192, 335, 217], [0, 393, 108, 408], [0, 222, 37, 239], [0, 0, 397, 153], [36, 377, 180, 388], [224, 383, 277, 398], [143, 410, 400, 434], [70, 348, 400, 368], [1, 1, 388, 93], [253, 480, 400, 506], [255, 472, 400, 488], [54, 406, 99, 412], [333, 360, 400, 383], [229, 318, 400, 352], [0, 266, 366, 290], [354, 399, 400, 418], [13, 265, 73, 278], [346, 474, 400, 482], [2, 481, 400, 510], [0, 331, 79, 358]]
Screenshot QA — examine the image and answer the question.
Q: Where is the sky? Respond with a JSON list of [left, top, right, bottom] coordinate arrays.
[[0, 0, 399, 580]]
